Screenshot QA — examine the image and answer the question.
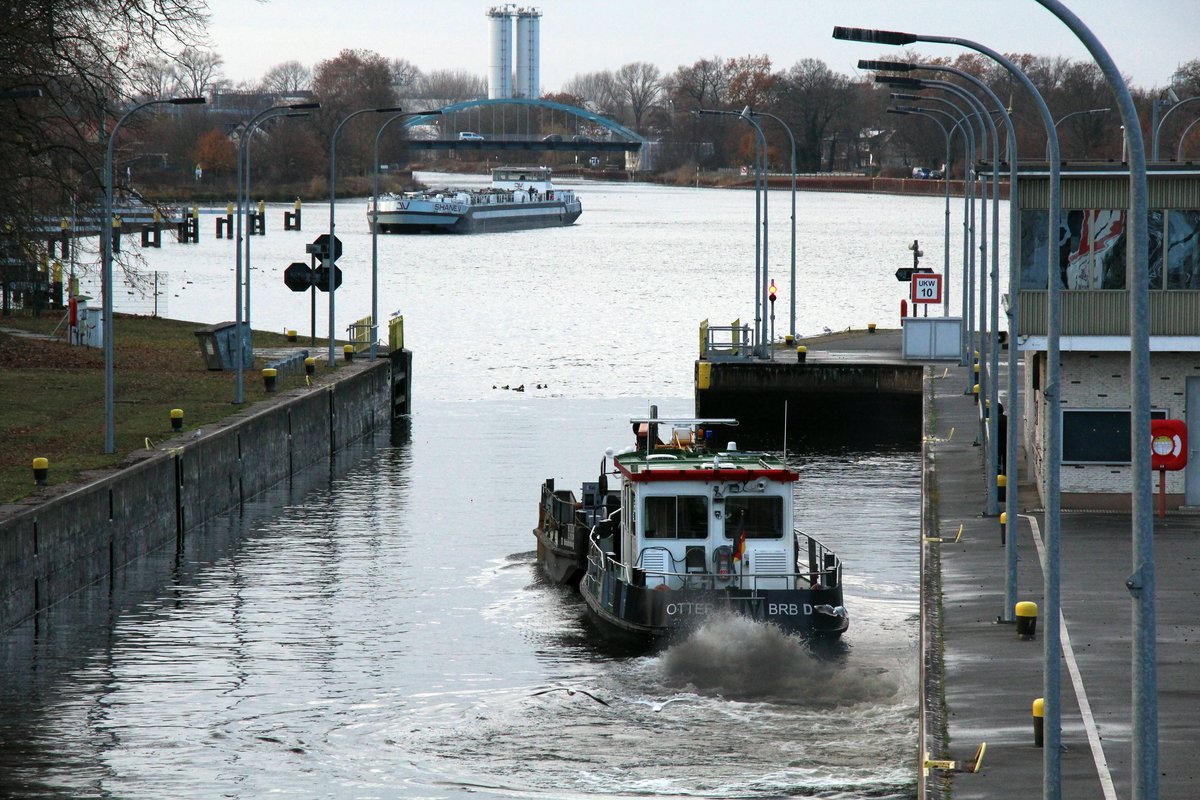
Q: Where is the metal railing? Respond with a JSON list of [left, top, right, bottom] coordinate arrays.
[[699, 318, 758, 360]]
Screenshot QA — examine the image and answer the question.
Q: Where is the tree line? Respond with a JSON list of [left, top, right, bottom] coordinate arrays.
[[3, 2, 1199, 263]]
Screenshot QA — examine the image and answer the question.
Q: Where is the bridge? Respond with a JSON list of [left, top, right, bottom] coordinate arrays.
[[401, 98, 651, 166]]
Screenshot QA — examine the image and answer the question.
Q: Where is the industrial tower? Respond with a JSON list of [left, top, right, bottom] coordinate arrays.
[[487, 5, 541, 99]]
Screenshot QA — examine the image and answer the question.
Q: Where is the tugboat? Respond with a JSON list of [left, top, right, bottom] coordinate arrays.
[[368, 165, 582, 234], [565, 411, 849, 644], [533, 464, 617, 587]]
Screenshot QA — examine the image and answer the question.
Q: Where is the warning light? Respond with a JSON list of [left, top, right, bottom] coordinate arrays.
[[768, 279, 777, 303]]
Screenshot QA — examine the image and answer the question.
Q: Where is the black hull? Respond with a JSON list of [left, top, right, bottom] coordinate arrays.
[[534, 529, 586, 587], [580, 574, 849, 642]]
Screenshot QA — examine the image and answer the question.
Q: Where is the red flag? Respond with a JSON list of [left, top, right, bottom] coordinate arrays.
[[732, 529, 746, 561]]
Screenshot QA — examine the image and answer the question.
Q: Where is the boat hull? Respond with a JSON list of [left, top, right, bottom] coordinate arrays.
[[533, 527, 587, 586], [579, 571, 849, 642], [372, 199, 581, 234]]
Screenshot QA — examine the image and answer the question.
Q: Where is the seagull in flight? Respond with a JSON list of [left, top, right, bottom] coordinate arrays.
[[632, 696, 692, 712], [530, 687, 610, 706]]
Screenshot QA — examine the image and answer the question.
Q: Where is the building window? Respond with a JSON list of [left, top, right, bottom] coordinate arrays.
[[644, 496, 708, 539], [725, 496, 784, 540]]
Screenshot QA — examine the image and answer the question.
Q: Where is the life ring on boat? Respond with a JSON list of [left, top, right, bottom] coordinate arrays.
[[653, 583, 671, 591]]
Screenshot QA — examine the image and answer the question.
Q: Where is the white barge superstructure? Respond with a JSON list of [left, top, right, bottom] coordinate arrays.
[[368, 166, 581, 234]]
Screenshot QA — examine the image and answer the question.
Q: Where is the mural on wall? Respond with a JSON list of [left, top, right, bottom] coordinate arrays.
[[1020, 209, 1197, 289]]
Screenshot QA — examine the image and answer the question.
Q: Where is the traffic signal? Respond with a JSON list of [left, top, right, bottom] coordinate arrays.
[[768, 279, 777, 304]]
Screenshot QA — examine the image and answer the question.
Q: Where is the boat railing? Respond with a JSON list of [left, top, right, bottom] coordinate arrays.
[[699, 319, 759, 361]]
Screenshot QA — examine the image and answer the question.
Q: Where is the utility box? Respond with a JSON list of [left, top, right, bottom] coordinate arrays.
[[902, 316, 963, 361], [194, 321, 253, 371]]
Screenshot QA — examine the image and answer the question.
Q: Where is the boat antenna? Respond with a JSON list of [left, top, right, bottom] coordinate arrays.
[[782, 400, 788, 463]]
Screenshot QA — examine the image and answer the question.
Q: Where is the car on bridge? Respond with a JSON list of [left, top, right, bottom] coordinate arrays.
[[458, 131, 485, 141]]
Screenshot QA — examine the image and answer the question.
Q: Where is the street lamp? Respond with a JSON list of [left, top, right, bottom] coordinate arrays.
[[370, 109, 443, 360], [749, 110, 798, 339], [1179, 116, 1200, 161], [328, 105, 403, 365], [698, 108, 769, 357], [1152, 96, 1200, 161], [835, 23, 1067, 794], [1031, 3, 1154, 797], [1051, 107, 1111, 158], [234, 102, 319, 404], [103, 95, 205, 454]]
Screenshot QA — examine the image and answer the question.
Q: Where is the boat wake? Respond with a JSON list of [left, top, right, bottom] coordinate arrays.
[[656, 612, 901, 707]]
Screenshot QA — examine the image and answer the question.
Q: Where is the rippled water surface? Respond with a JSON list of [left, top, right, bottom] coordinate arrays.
[[0, 177, 941, 797]]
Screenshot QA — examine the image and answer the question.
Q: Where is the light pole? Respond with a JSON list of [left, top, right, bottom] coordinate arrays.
[[1033, 3, 1154, 797], [1152, 96, 1200, 161], [1179, 116, 1200, 160], [103, 95, 205, 453], [698, 108, 769, 356], [835, 24, 1066, 797], [328, 106, 403, 365], [370, 108, 443, 360], [878, 57, 1025, 616], [750, 110, 798, 339], [235, 101, 319, 405], [1052, 107, 1111, 158]]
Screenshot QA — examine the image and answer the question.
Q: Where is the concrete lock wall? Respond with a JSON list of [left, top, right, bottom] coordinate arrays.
[[0, 360, 391, 634]]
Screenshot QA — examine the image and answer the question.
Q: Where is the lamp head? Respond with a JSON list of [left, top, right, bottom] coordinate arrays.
[[885, 108, 910, 116], [740, 105, 752, 119], [170, 96, 206, 105], [377, 106, 404, 113], [859, 59, 914, 72], [288, 101, 321, 110], [832, 26, 918, 45], [890, 92, 922, 102], [876, 75, 923, 89]]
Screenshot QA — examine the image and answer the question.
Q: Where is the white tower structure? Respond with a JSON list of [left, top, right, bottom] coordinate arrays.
[[487, 6, 514, 100], [514, 8, 541, 99]]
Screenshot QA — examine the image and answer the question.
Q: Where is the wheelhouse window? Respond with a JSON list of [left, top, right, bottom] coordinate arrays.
[[725, 496, 784, 539], [644, 496, 708, 539]]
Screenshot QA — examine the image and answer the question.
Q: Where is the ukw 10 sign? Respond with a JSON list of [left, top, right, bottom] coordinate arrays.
[[911, 273, 942, 304]]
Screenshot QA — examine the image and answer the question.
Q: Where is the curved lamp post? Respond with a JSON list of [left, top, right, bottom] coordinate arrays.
[[749, 110, 798, 338], [1152, 96, 1200, 161], [834, 23, 1068, 795], [103, 95, 205, 453], [698, 108, 770, 356], [1179, 116, 1200, 161], [328, 105, 404, 365], [370, 109, 443, 360], [234, 101, 319, 405], [1052, 107, 1111, 158]]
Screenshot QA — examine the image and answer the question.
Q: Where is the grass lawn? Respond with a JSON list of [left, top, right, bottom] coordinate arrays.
[[0, 311, 348, 504]]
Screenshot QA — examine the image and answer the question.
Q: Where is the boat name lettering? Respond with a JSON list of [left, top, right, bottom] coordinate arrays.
[[768, 603, 813, 616], [665, 602, 715, 616], [433, 203, 463, 213]]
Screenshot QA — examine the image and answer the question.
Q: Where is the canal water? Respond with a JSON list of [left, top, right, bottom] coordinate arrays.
[[0, 177, 1001, 797]]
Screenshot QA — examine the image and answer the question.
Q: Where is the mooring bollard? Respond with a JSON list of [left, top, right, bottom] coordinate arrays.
[[305, 356, 316, 376], [997, 473, 1007, 503], [170, 408, 184, 431], [32, 457, 48, 486], [343, 344, 355, 362], [262, 367, 277, 392], [1016, 601, 1038, 640], [1032, 697, 1045, 747], [796, 345, 807, 363], [868, 321, 877, 333], [972, 383, 980, 404], [111, 215, 121, 253], [287, 329, 297, 343], [1000, 511, 1007, 545]]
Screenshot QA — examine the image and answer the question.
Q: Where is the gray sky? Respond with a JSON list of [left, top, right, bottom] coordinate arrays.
[[206, 0, 1197, 92]]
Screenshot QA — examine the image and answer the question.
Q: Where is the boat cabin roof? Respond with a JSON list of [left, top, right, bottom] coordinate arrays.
[[612, 417, 797, 484]]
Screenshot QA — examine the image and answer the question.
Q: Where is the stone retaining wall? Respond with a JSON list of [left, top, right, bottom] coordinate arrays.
[[0, 359, 390, 633]]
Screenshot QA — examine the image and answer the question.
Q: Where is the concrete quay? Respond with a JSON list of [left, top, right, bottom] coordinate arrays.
[[922, 359, 1200, 799]]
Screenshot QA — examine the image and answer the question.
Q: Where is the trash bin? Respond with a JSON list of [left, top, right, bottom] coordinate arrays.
[[194, 322, 253, 371]]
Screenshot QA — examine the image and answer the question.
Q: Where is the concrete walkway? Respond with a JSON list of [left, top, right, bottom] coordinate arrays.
[[924, 360, 1200, 799]]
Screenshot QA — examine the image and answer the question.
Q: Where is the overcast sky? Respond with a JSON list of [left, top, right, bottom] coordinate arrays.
[[206, 0, 1196, 92]]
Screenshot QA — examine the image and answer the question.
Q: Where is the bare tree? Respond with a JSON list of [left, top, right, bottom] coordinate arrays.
[[562, 70, 622, 118], [391, 58, 422, 94], [613, 62, 662, 130], [775, 58, 856, 172], [411, 69, 485, 104], [129, 57, 182, 101], [174, 46, 224, 98], [260, 60, 311, 94]]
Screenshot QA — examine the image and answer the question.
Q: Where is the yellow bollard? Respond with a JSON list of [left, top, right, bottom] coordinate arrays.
[[868, 322, 877, 333], [32, 457, 48, 486], [304, 356, 316, 376], [1016, 601, 1038, 640], [1032, 697, 1045, 747], [796, 345, 807, 363], [997, 473, 1007, 503], [343, 344, 354, 362], [287, 329, 297, 343], [262, 367, 278, 392], [972, 383, 980, 404], [170, 408, 184, 432], [784, 334, 794, 345], [1000, 511, 1007, 545]]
